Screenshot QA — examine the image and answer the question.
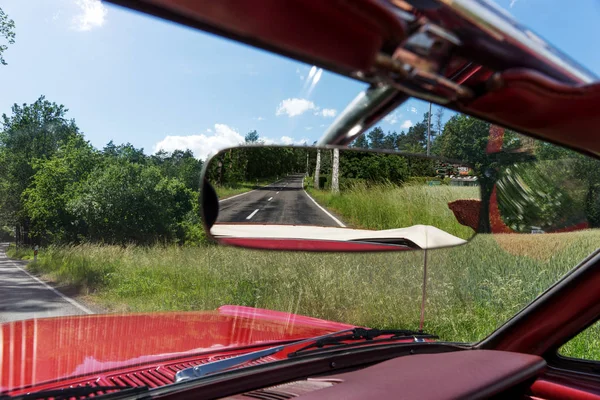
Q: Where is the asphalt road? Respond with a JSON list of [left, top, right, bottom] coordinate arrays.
[[216, 174, 345, 227], [0, 243, 93, 323]]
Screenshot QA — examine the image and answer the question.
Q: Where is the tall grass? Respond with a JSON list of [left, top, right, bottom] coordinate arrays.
[[24, 230, 600, 358], [308, 183, 479, 239], [6, 244, 35, 260]]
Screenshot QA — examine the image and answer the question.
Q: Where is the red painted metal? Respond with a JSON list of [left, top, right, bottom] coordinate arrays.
[[0, 307, 354, 393]]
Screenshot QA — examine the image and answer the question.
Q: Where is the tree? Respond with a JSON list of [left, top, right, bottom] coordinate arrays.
[[314, 150, 321, 189], [0, 96, 79, 241], [437, 115, 496, 232], [367, 127, 385, 149], [0, 8, 16, 66], [103, 141, 146, 164], [151, 149, 203, 191], [574, 155, 600, 227], [68, 161, 194, 244], [382, 132, 399, 150], [245, 130, 259, 143], [351, 134, 369, 149], [331, 148, 340, 193], [399, 112, 434, 153], [23, 135, 98, 242]]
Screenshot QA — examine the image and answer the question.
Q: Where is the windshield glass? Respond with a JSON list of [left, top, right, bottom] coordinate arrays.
[[1, 0, 599, 394]]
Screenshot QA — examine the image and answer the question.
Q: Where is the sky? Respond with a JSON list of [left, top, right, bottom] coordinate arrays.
[[0, 0, 599, 159]]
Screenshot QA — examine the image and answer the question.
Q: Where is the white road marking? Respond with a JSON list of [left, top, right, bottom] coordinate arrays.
[[218, 177, 286, 202], [219, 190, 255, 202], [4, 256, 94, 315], [268, 197, 273, 201], [276, 192, 279, 194], [246, 209, 259, 220], [303, 190, 346, 228]]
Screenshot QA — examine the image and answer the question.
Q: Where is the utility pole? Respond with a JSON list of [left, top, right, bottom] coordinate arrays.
[[427, 102, 432, 156], [331, 148, 340, 193], [314, 150, 321, 189]]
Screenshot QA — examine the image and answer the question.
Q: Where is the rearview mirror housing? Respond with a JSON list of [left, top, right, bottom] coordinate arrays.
[[201, 145, 480, 252]]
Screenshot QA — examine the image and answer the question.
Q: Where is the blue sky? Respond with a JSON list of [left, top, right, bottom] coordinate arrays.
[[1, 0, 599, 159]]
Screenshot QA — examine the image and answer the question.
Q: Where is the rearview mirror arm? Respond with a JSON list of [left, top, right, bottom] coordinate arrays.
[[317, 84, 409, 147]]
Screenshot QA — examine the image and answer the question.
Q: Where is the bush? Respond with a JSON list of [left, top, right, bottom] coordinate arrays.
[[318, 176, 327, 188]]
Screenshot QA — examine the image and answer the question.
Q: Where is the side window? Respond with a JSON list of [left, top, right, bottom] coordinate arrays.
[[560, 322, 600, 361]]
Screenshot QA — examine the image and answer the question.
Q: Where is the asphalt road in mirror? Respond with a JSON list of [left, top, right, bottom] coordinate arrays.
[[216, 174, 344, 227], [0, 243, 92, 323]]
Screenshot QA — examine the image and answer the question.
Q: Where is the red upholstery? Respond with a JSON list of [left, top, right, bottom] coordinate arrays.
[[463, 69, 600, 156], [299, 350, 545, 400], [531, 380, 600, 400]]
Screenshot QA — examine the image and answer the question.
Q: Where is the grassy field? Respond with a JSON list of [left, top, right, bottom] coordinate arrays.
[[307, 182, 479, 240], [215, 177, 278, 199], [8, 229, 600, 359]]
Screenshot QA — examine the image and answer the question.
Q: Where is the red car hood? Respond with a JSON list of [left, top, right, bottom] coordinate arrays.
[[1, 306, 354, 392]]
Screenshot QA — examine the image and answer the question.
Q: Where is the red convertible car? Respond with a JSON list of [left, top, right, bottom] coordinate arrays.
[[2, 0, 600, 399]]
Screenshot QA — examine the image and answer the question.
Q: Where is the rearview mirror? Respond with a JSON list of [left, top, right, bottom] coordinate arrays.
[[201, 146, 480, 251]]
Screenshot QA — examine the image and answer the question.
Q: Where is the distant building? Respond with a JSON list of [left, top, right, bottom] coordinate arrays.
[[450, 176, 478, 186]]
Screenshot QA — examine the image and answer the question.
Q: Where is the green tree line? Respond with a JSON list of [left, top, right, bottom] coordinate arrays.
[[0, 96, 204, 245], [2, 95, 598, 245]]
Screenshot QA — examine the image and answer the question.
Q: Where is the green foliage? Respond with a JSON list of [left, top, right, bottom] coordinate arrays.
[[340, 151, 409, 184], [496, 160, 583, 232], [0, 96, 80, 226], [0, 96, 210, 246], [23, 135, 98, 242], [67, 161, 194, 245], [207, 145, 309, 186], [151, 149, 203, 191], [573, 155, 600, 227], [0, 7, 15, 66], [351, 112, 435, 153], [437, 115, 491, 173], [308, 183, 477, 239]]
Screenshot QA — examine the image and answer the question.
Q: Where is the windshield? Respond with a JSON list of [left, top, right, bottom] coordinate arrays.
[[1, 0, 599, 394]]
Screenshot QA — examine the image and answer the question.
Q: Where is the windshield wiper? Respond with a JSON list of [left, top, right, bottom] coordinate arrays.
[[175, 344, 287, 383], [0, 385, 149, 400], [287, 328, 437, 357], [175, 327, 437, 383]]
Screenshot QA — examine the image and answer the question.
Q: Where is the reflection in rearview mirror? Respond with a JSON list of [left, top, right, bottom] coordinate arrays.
[[202, 146, 481, 251]]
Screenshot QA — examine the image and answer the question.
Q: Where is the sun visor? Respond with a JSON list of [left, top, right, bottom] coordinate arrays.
[[460, 68, 600, 157]]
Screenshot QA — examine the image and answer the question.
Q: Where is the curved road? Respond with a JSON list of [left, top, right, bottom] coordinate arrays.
[[0, 243, 92, 323], [217, 174, 345, 227]]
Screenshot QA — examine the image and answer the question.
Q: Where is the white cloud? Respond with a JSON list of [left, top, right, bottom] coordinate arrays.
[[384, 111, 400, 124], [72, 0, 107, 31], [154, 124, 244, 160], [409, 107, 418, 114], [280, 136, 294, 145], [400, 120, 413, 129], [254, 116, 265, 121], [510, 0, 518, 8], [320, 124, 326, 127], [319, 108, 337, 118], [305, 126, 313, 131], [276, 98, 316, 117]]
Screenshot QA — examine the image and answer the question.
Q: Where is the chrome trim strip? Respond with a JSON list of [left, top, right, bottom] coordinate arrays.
[[439, 0, 597, 84]]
